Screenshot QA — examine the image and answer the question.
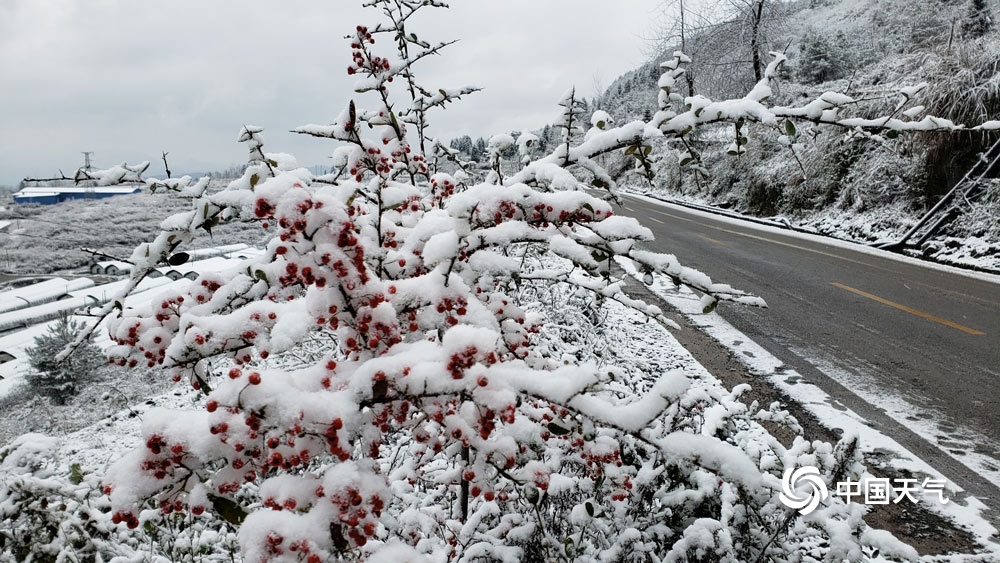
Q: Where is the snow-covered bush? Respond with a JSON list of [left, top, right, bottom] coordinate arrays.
[[0, 434, 123, 562], [26, 315, 105, 406], [52, 2, 994, 561]]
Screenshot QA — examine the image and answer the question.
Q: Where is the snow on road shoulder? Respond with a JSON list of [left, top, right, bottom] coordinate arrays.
[[635, 268, 1000, 560]]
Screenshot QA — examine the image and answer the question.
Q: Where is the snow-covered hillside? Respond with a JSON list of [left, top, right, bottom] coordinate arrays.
[[591, 0, 1000, 272]]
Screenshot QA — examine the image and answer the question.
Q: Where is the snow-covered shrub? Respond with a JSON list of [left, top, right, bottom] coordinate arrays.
[[26, 315, 105, 406], [67, 2, 992, 561], [0, 434, 124, 562]]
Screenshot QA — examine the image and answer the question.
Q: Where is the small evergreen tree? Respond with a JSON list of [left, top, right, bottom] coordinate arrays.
[[964, 0, 995, 37], [26, 315, 103, 405], [797, 32, 845, 84]]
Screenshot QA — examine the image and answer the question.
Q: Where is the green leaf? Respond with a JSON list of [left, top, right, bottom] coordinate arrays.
[[596, 120, 606, 129], [208, 494, 247, 525], [585, 501, 595, 517], [194, 372, 212, 395], [679, 157, 694, 166], [581, 202, 595, 213], [624, 145, 636, 156], [254, 269, 268, 282], [564, 537, 575, 557], [113, 301, 123, 312], [524, 484, 540, 505], [885, 129, 900, 139], [642, 145, 652, 157], [267, 159, 278, 168], [784, 120, 797, 137], [69, 463, 84, 485], [702, 298, 718, 314], [591, 178, 608, 189], [548, 422, 571, 436], [167, 252, 189, 266], [250, 174, 260, 188]]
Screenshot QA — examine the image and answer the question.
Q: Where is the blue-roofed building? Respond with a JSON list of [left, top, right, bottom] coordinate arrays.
[[12, 186, 142, 205]]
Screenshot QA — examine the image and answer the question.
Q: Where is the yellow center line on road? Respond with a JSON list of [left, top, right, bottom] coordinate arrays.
[[831, 282, 985, 336], [698, 234, 728, 246]]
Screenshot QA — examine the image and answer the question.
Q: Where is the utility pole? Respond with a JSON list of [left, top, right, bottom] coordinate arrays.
[[82, 152, 93, 171]]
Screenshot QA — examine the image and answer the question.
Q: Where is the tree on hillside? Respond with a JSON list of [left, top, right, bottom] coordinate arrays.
[[651, 0, 789, 98], [40, 1, 994, 562], [797, 31, 850, 84], [26, 315, 103, 405], [964, 0, 995, 37]]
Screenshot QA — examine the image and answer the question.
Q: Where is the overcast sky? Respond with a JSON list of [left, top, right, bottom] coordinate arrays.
[[0, 1, 666, 186]]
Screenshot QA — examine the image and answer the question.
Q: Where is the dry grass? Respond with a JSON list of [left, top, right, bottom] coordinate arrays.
[[906, 36, 1000, 202]]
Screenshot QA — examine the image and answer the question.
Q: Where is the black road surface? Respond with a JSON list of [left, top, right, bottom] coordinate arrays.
[[618, 195, 1000, 512]]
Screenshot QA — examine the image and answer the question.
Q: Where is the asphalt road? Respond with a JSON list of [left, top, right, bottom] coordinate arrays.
[[616, 194, 1000, 507]]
